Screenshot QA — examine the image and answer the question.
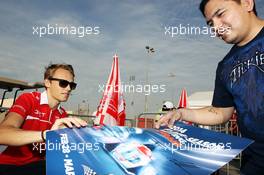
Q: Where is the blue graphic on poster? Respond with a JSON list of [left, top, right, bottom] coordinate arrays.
[[46, 122, 253, 175]]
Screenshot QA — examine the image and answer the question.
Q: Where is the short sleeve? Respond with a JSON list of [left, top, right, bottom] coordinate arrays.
[[8, 93, 33, 118], [212, 63, 234, 107]]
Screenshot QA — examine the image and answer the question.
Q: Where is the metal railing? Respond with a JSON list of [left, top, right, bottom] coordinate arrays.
[[135, 112, 166, 128]]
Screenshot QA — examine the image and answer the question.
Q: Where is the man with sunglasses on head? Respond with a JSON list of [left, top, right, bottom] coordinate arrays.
[[156, 0, 264, 174], [0, 63, 88, 175]]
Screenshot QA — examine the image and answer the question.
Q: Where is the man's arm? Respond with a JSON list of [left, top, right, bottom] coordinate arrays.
[[181, 106, 234, 125], [156, 106, 234, 128], [0, 112, 43, 146], [0, 112, 88, 146]]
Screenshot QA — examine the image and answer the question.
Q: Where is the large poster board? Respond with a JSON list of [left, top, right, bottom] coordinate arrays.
[[46, 122, 253, 175]]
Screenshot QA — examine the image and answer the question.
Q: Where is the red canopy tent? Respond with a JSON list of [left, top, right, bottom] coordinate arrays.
[[178, 88, 188, 109]]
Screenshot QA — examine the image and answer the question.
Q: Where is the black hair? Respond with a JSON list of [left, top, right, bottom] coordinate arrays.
[[199, 0, 257, 17]]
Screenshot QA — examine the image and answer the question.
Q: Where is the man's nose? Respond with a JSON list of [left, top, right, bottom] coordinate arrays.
[[211, 18, 223, 37]]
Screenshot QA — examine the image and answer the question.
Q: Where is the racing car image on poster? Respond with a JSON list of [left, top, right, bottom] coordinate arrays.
[[111, 143, 152, 168], [105, 142, 153, 175], [46, 122, 253, 175]]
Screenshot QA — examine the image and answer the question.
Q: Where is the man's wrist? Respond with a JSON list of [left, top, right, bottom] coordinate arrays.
[[176, 108, 184, 121]]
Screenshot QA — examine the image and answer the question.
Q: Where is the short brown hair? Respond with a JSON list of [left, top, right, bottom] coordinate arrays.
[[44, 63, 75, 79], [199, 0, 258, 17]]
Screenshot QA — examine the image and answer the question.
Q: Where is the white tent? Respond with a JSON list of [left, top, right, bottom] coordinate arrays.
[[188, 91, 213, 109]]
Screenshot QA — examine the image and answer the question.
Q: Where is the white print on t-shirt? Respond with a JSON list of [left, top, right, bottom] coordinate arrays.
[[229, 51, 264, 88], [34, 109, 46, 119]]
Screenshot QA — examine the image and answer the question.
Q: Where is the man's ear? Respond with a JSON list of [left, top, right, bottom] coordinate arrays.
[[44, 79, 51, 88], [241, 0, 255, 13]]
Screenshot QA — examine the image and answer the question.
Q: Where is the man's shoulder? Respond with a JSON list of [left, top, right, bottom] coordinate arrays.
[[220, 27, 264, 64], [31, 91, 41, 97], [18, 91, 41, 102], [214, 46, 235, 74], [221, 45, 237, 62]]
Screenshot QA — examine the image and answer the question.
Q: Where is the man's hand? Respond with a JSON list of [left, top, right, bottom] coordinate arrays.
[[155, 110, 182, 129], [51, 117, 88, 130]]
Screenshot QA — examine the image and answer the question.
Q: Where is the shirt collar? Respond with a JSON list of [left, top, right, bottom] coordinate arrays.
[[40, 91, 48, 105], [40, 91, 63, 114]]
